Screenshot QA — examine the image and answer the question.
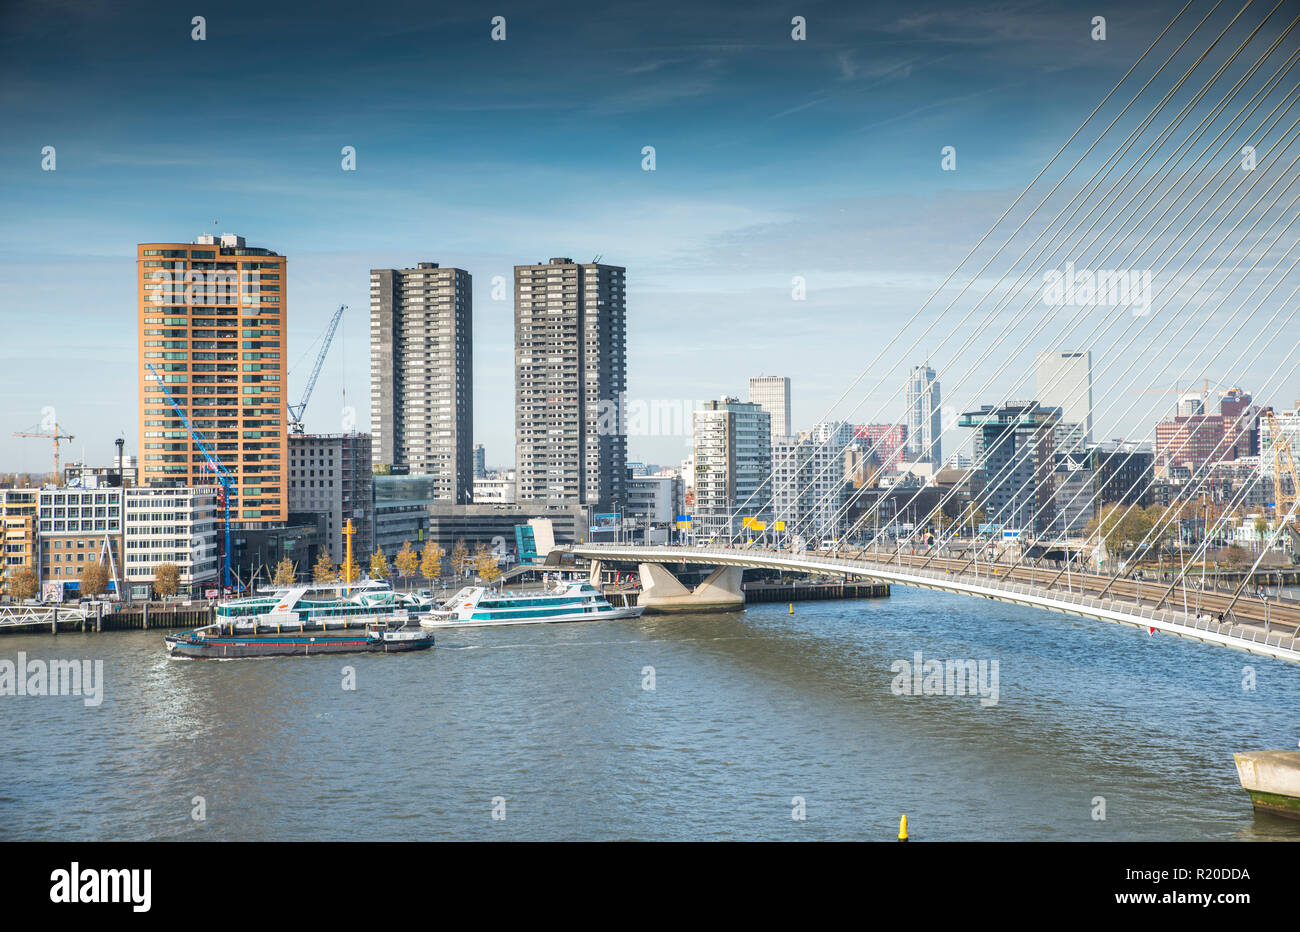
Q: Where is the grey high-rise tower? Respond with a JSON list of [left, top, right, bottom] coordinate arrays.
[[514, 257, 627, 509], [369, 262, 474, 502], [748, 376, 792, 439], [906, 364, 942, 466], [1035, 350, 1093, 452]]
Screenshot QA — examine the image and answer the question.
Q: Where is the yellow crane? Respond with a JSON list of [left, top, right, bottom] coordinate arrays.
[[1262, 409, 1298, 520], [13, 423, 75, 479]]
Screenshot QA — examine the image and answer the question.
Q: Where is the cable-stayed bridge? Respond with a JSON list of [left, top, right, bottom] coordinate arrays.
[[580, 2, 1300, 668], [570, 542, 1300, 664]]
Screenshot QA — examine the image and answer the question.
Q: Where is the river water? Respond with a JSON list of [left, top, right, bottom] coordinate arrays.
[[2, 586, 1297, 841]]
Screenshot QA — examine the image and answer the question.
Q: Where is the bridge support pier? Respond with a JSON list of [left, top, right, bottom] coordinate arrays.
[[637, 563, 745, 614]]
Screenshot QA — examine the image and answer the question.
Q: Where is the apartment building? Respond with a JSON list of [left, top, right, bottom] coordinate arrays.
[[369, 262, 473, 501], [0, 489, 37, 595], [906, 365, 942, 466], [137, 233, 287, 522], [692, 397, 771, 540], [514, 258, 626, 509]]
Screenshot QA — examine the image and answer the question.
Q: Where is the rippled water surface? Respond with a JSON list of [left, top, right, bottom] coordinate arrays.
[[2, 587, 1298, 841]]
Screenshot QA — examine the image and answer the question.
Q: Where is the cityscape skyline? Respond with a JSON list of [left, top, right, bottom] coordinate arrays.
[[4, 0, 1267, 473]]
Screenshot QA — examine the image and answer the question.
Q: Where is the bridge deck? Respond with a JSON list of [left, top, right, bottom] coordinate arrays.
[[570, 544, 1300, 665]]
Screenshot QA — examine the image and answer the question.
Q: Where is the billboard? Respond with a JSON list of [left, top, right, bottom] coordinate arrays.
[[590, 513, 619, 534]]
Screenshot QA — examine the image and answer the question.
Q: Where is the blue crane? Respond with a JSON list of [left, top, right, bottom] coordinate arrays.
[[288, 304, 346, 434], [146, 363, 236, 591]]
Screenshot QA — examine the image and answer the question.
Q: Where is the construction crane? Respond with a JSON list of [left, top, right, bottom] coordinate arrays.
[[288, 305, 346, 434], [1262, 409, 1298, 518], [13, 423, 75, 479], [146, 364, 235, 591]]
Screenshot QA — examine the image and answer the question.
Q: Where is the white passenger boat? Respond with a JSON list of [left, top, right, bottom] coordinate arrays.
[[419, 581, 644, 628]]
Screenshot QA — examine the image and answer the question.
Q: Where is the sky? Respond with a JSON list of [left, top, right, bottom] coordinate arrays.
[[2, 0, 1297, 474]]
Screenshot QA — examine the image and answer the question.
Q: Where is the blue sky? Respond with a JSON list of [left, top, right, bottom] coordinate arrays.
[[5, 0, 1295, 474]]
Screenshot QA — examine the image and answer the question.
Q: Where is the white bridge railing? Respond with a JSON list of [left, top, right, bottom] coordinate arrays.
[[572, 544, 1300, 664], [0, 606, 90, 629]]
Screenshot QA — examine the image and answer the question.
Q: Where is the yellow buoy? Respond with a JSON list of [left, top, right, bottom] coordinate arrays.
[[789, 603, 794, 614], [898, 814, 909, 842]]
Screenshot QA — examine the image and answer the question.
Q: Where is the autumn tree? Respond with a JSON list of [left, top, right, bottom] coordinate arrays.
[[7, 566, 38, 601], [340, 552, 362, 583], [370, 547, 389, 581], [474, 542, 502, 586], [153, 562, 181, 597], [272, 557, 296, 585], [312, 550, 338, 584], [79, 561, 110, 600], [394, 541, 419, 583], [450, 538, 471, 577], [419, 540, 445, 582], [1087, 504, 1154, 557]]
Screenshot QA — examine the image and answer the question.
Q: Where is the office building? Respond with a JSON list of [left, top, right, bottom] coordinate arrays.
[[855, 423, 907, 470], [64, 455, 138, 489], [626, 474, 684, 543], [692, 397, 771, 540], [749, 376, 792, 439], [1089, 440, 1155, 508], [1155, 413, 1229, 478], [906, 365, 942, 466], [288, 433, 375, 562], [1035, 350, 1093, 450], [137, 234, 287, 522], [473, 475, 517, 504], [123, 486, 220, 598], [370, 262, 473, 501], [473, 443, 487, 479], [772, 422, 856, 542], [959, 402, 1060, 533], [37, 488, 124, 597], [514, 257, 626, 509]]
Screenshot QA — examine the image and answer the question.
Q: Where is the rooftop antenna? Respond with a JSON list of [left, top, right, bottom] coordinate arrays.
[[592, 254, 602, 264]]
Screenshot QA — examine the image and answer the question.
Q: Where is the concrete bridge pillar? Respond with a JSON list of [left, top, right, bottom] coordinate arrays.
[[587, 559, 603, 587], [638, 563, 745, 614]]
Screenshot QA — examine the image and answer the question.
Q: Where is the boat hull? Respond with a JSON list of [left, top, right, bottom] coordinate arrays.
[[165, 632, 433, 658], [420, 605, 645, 629]]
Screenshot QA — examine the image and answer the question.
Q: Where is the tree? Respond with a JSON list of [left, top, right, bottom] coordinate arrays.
[[450, 538, 471, 577], [1225, 544, 1249, 566], [79, 561, 110, 600], [153, 562, 181, 597], [394, 541, 419, 582], [370, 547, 389, 581], [272, 558, 296, 585], [8, 566, 38, 601], [340, 552, 362, 583], [474, 543, 502, 586], [419, 540, 444, 581], [312, 550, 338, 584], [1087, 504, 1155, 557]]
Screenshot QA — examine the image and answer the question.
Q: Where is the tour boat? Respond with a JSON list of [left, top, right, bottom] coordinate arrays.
[[419, 581, 644, 628], [164, 580, 434, 657]]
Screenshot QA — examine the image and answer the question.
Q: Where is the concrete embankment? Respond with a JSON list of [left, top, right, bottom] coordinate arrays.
[[1234, 750, 1300, 819]]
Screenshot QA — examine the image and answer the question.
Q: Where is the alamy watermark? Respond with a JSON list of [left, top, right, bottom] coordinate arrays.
[[143, 268, 262, 306], [1042, 262, 1152, 316], [0, 652, 103, 706], [596, 392, 706, 437], [890, 650, 999, 707]]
